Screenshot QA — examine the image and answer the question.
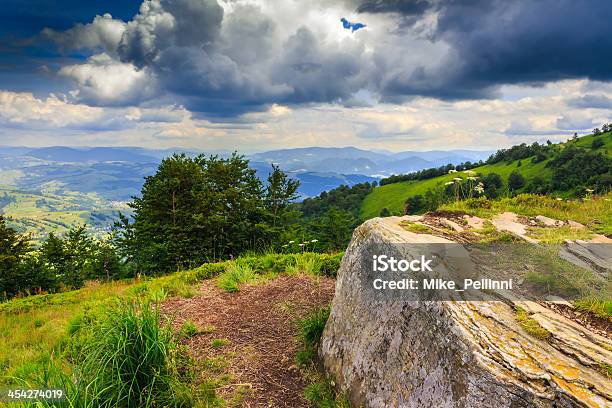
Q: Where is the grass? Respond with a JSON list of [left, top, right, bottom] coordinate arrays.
[[216, 252, 344, 292], [294, 307, 348, 408], [574, 298, 612, 320], [179, 320, 201, 339], [217, 263, 259, 292], [514, 244, 606, 300], [286, 253, 323, 275], [304, 378, 350, 408], [515, 307, 551, 340], [525, 225, 594, 243], [399, 221, 433, 234], [441, 193, 612, 235], [211, 338, 230, 348], [11, 299, 200, 407], [0, 253, 342, 407], [296, 307, 330, 368], [599, 363, 612, 378], [0, 252, 342, 390], [69, 300, 192, 407]]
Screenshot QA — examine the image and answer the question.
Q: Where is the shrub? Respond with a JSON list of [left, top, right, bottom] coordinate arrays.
[[508, 171, 525, 191], [592, 138, 604, 149], [319, 253, 343, 277], [464, 196, 492, 209], [191, 262, 226, 280]]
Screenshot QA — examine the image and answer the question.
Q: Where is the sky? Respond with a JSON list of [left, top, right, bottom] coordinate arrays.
[[0, 0, 611, 152]]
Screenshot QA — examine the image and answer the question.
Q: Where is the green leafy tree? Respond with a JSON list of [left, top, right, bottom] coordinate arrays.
[[482, 172, 503, 198], [119, 153, 272, 274], [592, 138, 604, 149], [265, 164, 300, 227], [314, 208, 355, 250], [508, 171, 526, 191], [404, 195, 424, 214]]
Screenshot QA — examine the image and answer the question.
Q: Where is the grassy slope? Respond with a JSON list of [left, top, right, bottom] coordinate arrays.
[[361, 132, 612, 219], [0, 252, 340, 386]]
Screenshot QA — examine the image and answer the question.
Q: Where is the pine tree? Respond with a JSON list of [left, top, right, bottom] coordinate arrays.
[[0, 216, 32, 299]]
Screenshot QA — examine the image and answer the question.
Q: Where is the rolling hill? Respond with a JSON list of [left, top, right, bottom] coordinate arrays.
[[360, 131, 612, 219], [0, 185, 128, 241]]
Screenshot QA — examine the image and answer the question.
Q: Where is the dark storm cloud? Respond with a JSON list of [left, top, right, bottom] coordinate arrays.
[[51, 0, 372, 116], [35, 0, 612, 116], [357, 0, 431, 16], [355, 0, 612, 99]]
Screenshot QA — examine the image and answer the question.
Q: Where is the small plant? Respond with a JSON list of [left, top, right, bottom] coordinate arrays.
[[179, 320, 200, 339], [211, 338, 230, 348], [296, 306, 330, 369], [304, 378, 350, 408], [515, 307, 551, 340], [599, 363, 612, 378], [574, 298, 612, 319], [287, 253, 323, 276]]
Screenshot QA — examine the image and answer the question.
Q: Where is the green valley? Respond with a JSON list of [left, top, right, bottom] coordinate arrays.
[[0, 186, 128, 242]]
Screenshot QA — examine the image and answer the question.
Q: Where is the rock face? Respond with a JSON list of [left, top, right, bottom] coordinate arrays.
[[320, 216, 611, 408]]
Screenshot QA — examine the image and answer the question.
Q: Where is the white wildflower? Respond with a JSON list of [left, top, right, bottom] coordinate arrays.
[[311, 239, 318, 243], [289, 240, 295, 244], [464, 170, 476, 175], [585, 188, 594, 193], [466, 176, 479, 181], [448, 169, 457, 174], [453, 177, 462, 182], [444, 181, 454, 186]]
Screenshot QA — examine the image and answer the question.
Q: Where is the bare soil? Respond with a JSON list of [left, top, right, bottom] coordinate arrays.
[[160, 275, 336, 407]]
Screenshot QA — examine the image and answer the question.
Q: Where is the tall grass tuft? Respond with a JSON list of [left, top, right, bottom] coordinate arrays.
[[73, 300, 189, 407], [296, 306, 330, 368], [217, 263, 257, 292]]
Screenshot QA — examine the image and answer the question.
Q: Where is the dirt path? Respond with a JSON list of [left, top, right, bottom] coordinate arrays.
[[160, 275, 336, 407]]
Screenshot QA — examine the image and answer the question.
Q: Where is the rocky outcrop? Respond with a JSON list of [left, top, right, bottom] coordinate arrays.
[[320, 216, 611, 408]]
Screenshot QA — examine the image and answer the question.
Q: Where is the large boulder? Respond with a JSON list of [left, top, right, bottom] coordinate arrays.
[[320, 216, 611, 407]]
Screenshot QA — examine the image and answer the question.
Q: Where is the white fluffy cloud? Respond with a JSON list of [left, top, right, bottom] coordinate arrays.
[[0, 91, 104, 128], [58, 54, 156, 106], [42, 13, 126, 54]]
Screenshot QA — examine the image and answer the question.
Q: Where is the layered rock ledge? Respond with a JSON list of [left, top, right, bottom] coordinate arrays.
[[320, 216, 611, 408]]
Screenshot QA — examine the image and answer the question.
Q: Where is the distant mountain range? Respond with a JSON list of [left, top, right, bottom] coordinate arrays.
[[251, 146, 493, 177], [0, 146, 493, 200]]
